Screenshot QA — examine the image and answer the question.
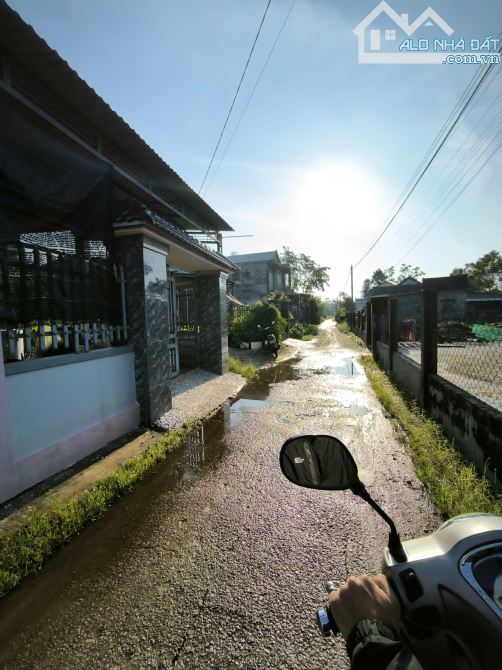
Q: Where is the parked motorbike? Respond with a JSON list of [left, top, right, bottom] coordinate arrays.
[[257, 323, 279, 358], [279, 434, 502, 670]]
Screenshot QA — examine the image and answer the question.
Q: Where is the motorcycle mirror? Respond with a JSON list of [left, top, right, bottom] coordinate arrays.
[[280, 434, 407, 563], [279, 435, 360, 491]]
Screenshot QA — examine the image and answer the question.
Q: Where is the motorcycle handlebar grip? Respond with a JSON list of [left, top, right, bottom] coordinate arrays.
[[316, 606, 339, 636]]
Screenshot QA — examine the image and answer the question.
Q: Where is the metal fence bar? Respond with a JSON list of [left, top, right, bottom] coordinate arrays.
[[1, 240, 129, 360]]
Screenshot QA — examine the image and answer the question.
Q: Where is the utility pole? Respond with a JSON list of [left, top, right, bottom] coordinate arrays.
[[350, 265, 354, 308]]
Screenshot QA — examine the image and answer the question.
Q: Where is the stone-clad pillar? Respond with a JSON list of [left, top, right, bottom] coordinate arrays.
[[113, 233, 172, 426], [196, 272, 229, 375], [0, 336, 13, 498]]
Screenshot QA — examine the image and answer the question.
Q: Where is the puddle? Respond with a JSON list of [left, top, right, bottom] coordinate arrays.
[[229, 398, 270, 428], [330, 358, 361, 377], [235, 358, 303, 400], [307, 357, 361, 379]]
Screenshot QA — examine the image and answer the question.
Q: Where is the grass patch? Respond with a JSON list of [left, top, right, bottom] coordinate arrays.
[[229, 355, 257, 379], [336, 322, 365, 347], [0, 424, 195, 598], [360, 355, 502, 519]]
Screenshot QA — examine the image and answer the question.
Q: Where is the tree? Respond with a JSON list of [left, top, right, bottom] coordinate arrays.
[[280, 247, 330, 293], [450, 250, 502, 291], [396, 264, 425, 283]]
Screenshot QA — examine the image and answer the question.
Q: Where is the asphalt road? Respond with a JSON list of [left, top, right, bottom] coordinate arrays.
[[0, 321, 438, 669]]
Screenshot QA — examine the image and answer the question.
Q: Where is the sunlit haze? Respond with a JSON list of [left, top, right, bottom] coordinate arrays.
[[8, 0, 502, 297]]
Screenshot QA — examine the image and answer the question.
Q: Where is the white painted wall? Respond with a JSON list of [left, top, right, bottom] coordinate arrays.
[[0, 348, 139, 504], [6, 351, 137, 460]]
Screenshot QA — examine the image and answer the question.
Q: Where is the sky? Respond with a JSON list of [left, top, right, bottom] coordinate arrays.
[[7, 0, 502, 297]]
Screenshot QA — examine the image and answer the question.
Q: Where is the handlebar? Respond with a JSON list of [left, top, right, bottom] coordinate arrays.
[[316, 581, 339, 636]]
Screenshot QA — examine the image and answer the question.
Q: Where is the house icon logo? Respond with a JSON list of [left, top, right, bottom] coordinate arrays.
[[353, 1, 454, 64]]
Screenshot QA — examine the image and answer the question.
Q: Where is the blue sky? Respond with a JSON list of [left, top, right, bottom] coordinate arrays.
[[8, 0, 502, 296]]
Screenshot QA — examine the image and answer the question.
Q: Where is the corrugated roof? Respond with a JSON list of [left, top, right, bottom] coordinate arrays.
[[115, 200, 237, 272], [0, 0, 233, 233], [228, 251, 282, 264]]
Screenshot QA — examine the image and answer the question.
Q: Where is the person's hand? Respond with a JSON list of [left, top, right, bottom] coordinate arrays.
[[328, 574, 401, 639]]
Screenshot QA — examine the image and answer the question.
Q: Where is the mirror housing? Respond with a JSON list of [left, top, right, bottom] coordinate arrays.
[[280, 435, 361, 491]]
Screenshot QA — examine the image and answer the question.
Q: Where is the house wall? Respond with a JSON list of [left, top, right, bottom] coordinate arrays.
[[437, 290, 467, 321], [233, 261, 269, 305], [0, 346, 139, 504], [396, 294, 422, 335], [230, 260, 290, 305]]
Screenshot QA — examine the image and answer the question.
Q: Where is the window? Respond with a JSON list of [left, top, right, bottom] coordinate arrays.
[[385, 29, 396, 41]]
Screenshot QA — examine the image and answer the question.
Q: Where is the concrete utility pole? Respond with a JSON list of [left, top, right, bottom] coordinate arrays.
[[350, 265, 354, 307]]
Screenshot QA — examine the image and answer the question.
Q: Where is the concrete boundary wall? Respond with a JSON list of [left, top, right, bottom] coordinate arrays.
[[376, 342, 390, 371], [391, 352, 421, 401], [429, 374, 502, 483], [0, 346, 139, 504]]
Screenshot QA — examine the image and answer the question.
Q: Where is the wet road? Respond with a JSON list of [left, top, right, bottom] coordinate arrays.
[[0, 321, 437, 669]]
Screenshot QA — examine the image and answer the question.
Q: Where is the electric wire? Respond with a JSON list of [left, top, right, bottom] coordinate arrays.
[[395, 113, 502, 262], [202, 0, 297, 197], [353, 42, 502, 269], [384, 79, 502, 256], [198, 0, 272, 194], [396, 133, 502, 264], [383, 66, 502, 252], [359, 63, 491, 259]]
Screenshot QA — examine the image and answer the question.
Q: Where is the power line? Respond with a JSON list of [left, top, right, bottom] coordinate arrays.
[[202, 0, 297, 197], [359, 63, 492, 260], [198, 0, 272, 194], [384, 77, 502, 256], [353, 45, 502, 269], [394, 118, 502, 264], [396, 128, 502, 264], [383, 68, 501, 250]]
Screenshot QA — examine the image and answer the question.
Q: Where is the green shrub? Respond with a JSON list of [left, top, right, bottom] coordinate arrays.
[[289, 323, 318, 340], [228, 302, 287, 345], [336, 321, 350, 334]]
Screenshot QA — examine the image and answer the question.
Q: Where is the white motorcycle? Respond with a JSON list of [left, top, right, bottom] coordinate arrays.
[[279, 434, 502, 670]]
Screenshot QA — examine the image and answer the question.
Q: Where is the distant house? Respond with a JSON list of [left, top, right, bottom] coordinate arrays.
[[227, 251, 291, 305]]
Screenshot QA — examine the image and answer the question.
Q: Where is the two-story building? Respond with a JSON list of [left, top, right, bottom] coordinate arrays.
[[0, 1, 236, 503], [227, 251, 291, 305]]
